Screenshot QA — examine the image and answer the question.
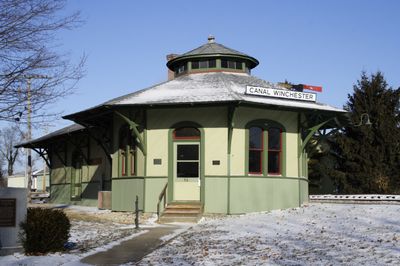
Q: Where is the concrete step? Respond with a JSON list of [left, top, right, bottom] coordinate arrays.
[[162, 212, 200, 218], [158, 216, 201, 223], [167, 201, 202, 207], [163, 209, 201, 214], [158, 201, 203, 224], [165, 204, 202, 209]]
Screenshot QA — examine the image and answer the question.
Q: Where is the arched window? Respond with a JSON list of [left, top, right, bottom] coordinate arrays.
[[173, 127, 200, 140], [248, 122, 283, 175], [267, 127, 282, 174], [119, 125, 136, 176], [249, 127, 263, 174]]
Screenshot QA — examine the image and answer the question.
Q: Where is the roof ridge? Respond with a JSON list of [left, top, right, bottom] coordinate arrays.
[[218, 72, 245, 101]]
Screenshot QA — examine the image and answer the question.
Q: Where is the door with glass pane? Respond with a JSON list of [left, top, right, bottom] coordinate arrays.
[[173, 142, 200, 201]]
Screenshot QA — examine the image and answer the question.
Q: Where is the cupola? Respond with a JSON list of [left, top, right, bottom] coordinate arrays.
[[166, 36, 259, 79]]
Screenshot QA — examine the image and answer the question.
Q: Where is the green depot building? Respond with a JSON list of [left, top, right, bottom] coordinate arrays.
[[18, 36, 346, 215]]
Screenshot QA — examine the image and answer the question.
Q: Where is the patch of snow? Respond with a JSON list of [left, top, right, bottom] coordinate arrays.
[[159, 223, 193, 242], [110, 72, 344, 113], [0, 230, 147, 266], [139, 213, 159, 228], [3, 204, 399, 265], [68, 220, 140, 251], [56, 205, 111, 214], [146, 213, 159, 223], [140, 204, 400, 265]]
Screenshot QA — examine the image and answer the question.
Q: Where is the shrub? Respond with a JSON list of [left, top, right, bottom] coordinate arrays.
[[19, 207, 71, 255]]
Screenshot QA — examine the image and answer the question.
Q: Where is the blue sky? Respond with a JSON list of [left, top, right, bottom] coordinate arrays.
[[43, 0, 400, 134]]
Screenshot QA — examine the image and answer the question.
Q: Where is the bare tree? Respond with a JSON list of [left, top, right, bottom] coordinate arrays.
[[0, 0, 85, 123], [0, 124, 23, 176], [0, 158, 6, 187]]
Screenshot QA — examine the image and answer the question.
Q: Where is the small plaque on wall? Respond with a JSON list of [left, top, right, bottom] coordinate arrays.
[[153, 159, 162, 165], [212, 160, 220, 165], [0, 198, 16, 227]]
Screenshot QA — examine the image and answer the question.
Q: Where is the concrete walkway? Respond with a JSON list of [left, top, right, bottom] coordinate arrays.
[[81, 225, 182, 265]]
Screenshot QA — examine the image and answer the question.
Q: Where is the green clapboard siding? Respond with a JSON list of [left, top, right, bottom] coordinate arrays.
[[50, 184, 70, 204], [81, 182, 101, 205], [229, 177, 300, 214], [50, 183, 98, 207], [204, 177, 228, 213], [144, 177, 168, 212], [112, 178, 144, 211], [299, 178, 309, 204]]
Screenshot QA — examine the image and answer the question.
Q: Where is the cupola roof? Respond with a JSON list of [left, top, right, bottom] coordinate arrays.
[[167, 36, 259, 70]]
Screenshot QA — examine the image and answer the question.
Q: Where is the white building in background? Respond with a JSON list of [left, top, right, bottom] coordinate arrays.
[[6, 169, 49, 192]]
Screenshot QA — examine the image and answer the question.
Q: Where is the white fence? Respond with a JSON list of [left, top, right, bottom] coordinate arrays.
[[310, 194, 400, 202]]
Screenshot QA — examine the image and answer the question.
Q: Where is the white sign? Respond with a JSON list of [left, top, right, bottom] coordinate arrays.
[[246, 86, 316, 102]]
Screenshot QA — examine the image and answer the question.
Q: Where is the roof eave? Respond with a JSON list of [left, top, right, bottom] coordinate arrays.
[[167, 54, 259, 70], [111, 99, 346, 114], [15, 124, 86, 148]]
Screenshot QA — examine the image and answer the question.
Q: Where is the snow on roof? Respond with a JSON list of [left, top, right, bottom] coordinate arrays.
[[105, 72, 345, 113]]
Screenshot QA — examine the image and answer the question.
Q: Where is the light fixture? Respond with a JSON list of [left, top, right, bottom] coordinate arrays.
[[353, 113, 372, 127]]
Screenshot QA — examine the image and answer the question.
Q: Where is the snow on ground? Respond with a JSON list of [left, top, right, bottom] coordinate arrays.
[[2, 203, 399, 265], [0, 230, 147, 266], [139, 204, 400, 266], [0, 206, 158, 266]]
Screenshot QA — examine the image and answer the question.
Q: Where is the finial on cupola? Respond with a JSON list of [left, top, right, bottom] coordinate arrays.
[[208, 35, 215, 43]]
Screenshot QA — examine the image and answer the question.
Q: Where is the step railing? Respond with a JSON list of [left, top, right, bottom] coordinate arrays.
[[157, 182, 168, 220]]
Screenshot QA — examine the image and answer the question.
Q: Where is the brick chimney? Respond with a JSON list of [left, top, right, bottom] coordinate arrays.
[[166, 54, 179, 81]]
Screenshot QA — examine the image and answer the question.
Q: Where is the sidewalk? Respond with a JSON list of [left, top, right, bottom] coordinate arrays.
[[80, 225, 184, 265]]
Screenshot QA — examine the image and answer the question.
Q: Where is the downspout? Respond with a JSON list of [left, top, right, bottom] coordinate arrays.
[[227, 104, 238, 214], [298, 113, 302, 206]]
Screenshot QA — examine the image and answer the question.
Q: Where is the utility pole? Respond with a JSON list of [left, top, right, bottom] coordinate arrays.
[[23, 74, 50, 202], [26, 77, 32, 201]]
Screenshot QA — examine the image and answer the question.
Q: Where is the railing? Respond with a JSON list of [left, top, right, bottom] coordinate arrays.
[[157, 182, 168, 220], [134, 195, 143, 229]]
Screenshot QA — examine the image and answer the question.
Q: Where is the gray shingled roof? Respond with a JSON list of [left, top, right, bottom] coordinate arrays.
[[167, 39, 259, 69], [104, 72, 345, 113], [15, 123, 84, 147], [182, 42, 251, 58], [26, 72, 346, 147]]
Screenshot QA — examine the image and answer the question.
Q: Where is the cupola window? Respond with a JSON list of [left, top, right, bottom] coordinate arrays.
[[191, 59, 216, 70], [175, 63, 187, 75], [221, 59, 243, 70]]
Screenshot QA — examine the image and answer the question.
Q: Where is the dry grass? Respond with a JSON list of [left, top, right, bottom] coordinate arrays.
[[28, 203, 153, 225]]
